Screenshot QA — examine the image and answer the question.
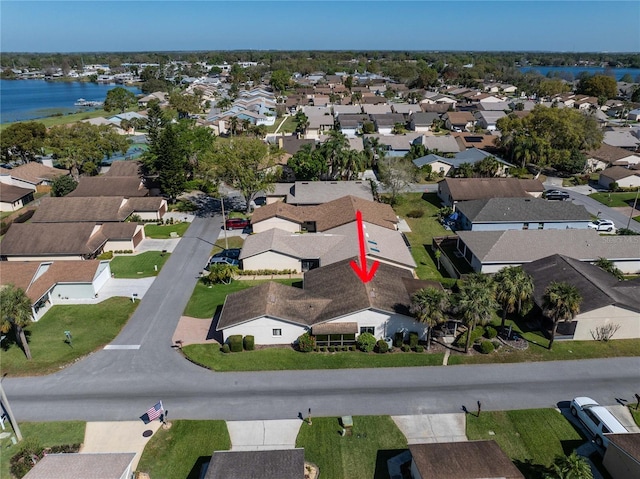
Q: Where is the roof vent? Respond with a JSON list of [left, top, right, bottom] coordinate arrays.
[[369, 289, 376, 298], [268, 294, 277, 303]]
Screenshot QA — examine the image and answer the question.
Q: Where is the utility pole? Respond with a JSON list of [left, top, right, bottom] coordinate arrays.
[[0, 380, 23, 441], [625, 188, 639, 230], [220, 195, 229, 250]]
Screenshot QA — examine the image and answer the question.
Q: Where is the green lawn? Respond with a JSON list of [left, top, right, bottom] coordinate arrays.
[[467, 409, 584, 477], [0, 421, 86, 479], [392, 193, 449, 280], [144, 222, 190, 239], [629, 406, 640, 426], [211, 236, 244, 254], [267, 114, 296, 134], [296, 416, 407, 479], [0, 297, 137, 377], [109, 251, 170, 278], [0, 109, 111, 132], [137, 420, 230, 479], [183, 344, 444, 372], [183, 278, 299, 319], [589, 191, 639, 208]]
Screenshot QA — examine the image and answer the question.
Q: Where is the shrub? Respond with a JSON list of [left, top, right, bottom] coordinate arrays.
[[408, 331, 419, 348], [97, 251, 114, 260], [454, 326, 484, 348], [328, 346, 335, 352], [484, 326, 498, 339], [376, 339, 389, 353], [357, 332, 377, 352], [221, 344, 230, 353], [228, 335, 243, 353], [297, 332, 315, 352], [243, 335, 255, 351], [342, 346, 348, 352], [393, 331, 404, 348], [406, 209, 425, 218], [320, 346, 327, 352], [349, 346, 356, 352], [479, 340, 495, 354], [415, 345, 424, 353], [401, 344, 411, 352]]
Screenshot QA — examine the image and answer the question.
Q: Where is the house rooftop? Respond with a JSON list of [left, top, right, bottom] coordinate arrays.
[[104, 160, 142, 177], [286, 181, 374, 205], [456, 197, 591, 223], [0, 184, 33, 203], [600, 166, 640, 181], [0, 162, 68, 185], [22, 452, 135, 479], [67, 176, 148, 197], [440, 177, 544, 202], [205, 449, 304, 479]]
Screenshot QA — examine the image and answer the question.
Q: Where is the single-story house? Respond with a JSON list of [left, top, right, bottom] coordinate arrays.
[[437, 178, 545, 207], [419, 135, 461, 154], [205, 449, 305, 479], [0, 162, 68, 192], [477, 101, 511, 111], [410, 112, 441, 132], [251, 195, 398, 233], [67, 176, 149, 197], [413, 148, 513, 177], [240, 221, 415, 273], [628, 109, 640, 122], [454, 229, 640, 274], [451, 132, 499, 152], [336, 113, 371, 137], [603, 128, 640, 151], [104, 160, 142, 177], [363, 133, 424, 158], [1, 222, 145, 261], [603, 433, 640, 479], [522, 254, 640, 341], [585, 143, 640, 172], [0, 260, 111, 319], [0, 184, 34, 212], [599, 166, 640, 189], [474, 110, 507, 131], [443, 111, 476, 131], [333, 105, 363, 117], [216, 258, 432, 346], [23, 453, 135, 479], [370, 113, 406, 135], [275, 181, 374, 206], [138, 91, 167, 108], [32, 196, 167, 223], [391, 103, 417, 116], [362, 104, 393, 115], [409, 441, 524, 479], [454, 197, 592, 231]]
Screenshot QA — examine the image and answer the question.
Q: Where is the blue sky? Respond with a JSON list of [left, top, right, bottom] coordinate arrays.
[[2, 1, 639, 53]]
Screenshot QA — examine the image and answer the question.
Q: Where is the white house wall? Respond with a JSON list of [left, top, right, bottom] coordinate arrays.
[[93, 261, 112, 292], [222, 316, 307, 345], [242, 251, 300, 272], [0, 198, 26, 212], [135, 211, 162, 220], [572, 305, 640, 340], [327, 310, 429, 340], [252, 217, 300, 234], [50, 283, 96, 301], [104, 240, 134, 252], [468, 221, 591, 232], [6, 255, 85, 261]]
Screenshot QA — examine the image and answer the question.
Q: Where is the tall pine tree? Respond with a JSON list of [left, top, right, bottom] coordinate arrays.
[[155, 125, 187, 201]]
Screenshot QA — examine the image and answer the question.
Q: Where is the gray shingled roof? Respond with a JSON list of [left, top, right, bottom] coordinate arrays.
[[104, 160, 141, 177], [600, 166, 640, 181], [32, 196, 130, 222], [522, 254, 640, 314], [287, 181, 373, 205], [218, 259, 418, 330], [441, 178, 543, 202], [205, 449, 304, 479], [1, 223, 107, 256], [0, 184, 33, 203], [67, 176, 148, 197], [455, 197, 591, 223], [23, 453, 135, 479], [457, 229, 640, 264]]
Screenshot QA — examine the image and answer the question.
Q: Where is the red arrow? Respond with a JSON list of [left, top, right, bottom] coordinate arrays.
[[350, 210, 380, 283]]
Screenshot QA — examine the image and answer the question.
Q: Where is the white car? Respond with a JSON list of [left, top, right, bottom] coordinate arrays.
[[587, 219, 615, 232], [570, 397, 627, 448]]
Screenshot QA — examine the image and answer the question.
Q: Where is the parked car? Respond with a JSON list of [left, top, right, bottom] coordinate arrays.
[[206, 256, 240, 268], [587, 219, 615, 232], [570, 397, 627, 448], [543, 189, 570, 201], [212, 248, 241, 260], [224, 218, 250, 230]]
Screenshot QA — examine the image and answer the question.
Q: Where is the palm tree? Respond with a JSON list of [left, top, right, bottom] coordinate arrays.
[[593, 257, 624, 280], [456, 274, 497, 353], [321, 130, 348, 179], [0, 284, 34, 360], [294, 110, 309, 135], [410, 288, 449, 350], [228, 116, 238, 136], [494, 266, 534, 332], [340, 150, 368, 181], [546, 452, 593, 479], [542, 281, 582, 350], [241, 119, 251, 135]]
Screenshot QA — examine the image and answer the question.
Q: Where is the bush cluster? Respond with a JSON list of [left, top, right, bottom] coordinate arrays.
[[408, 331, 419, 348], [376, 339, 389, 353], [297, 332, 315, 352], [243, 335, 255, 351], [111, 250, 134, 254], [221, 344, 230, 353], [237, 269, 296, 276], [479, 340, 495, 354], [228, 335, 243, 352], [357, 332, 377, 352], [454, 326, 485, 348], [484, 326, 498, 339], [401, 344, 411, 352], [414, 345, 424, 353], [97, 251, 114, 260]]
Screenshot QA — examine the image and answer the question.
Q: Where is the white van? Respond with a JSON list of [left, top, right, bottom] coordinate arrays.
[[570, 397, 628, 448]]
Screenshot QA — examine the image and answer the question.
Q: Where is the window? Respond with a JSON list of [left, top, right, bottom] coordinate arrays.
[[522, 222, 529, 230], [272, 329, 282, 336], [538, 223, 544, 230], [360, 326, 375, 335]]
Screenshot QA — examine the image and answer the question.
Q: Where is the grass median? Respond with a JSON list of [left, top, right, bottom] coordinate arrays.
[[136, 420, 230, 479], [0, 297, 137, 377], [296, 415, 407, 479], [183, 344, 444, 371], [109, 251, 170, 278]]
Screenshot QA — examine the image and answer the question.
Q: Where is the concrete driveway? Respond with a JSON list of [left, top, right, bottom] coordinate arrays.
[[392, 414, 467, 444], [226, 420, 302, 451], [136, 238, 181, 253], [99, 278, 156, 300]]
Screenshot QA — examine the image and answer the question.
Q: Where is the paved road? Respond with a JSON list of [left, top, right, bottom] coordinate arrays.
[[3, 193, 640, 424]]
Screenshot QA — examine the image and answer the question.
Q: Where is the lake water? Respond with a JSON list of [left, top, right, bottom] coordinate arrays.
[[519, 66, 640, 81], [0, 79, 141, 124]]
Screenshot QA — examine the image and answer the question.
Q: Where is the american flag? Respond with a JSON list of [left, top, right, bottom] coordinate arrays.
[[140, 401, 163, 424]]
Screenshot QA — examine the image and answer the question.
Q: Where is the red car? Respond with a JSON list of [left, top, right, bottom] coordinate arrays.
[[224, 218, 250, 230]]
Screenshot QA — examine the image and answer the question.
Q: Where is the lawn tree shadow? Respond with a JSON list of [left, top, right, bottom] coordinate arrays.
[[1, 329, 32, 358], [420, 192, 443, 209], [513, 458, 549, 479], [186, 455, 211, 479]]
